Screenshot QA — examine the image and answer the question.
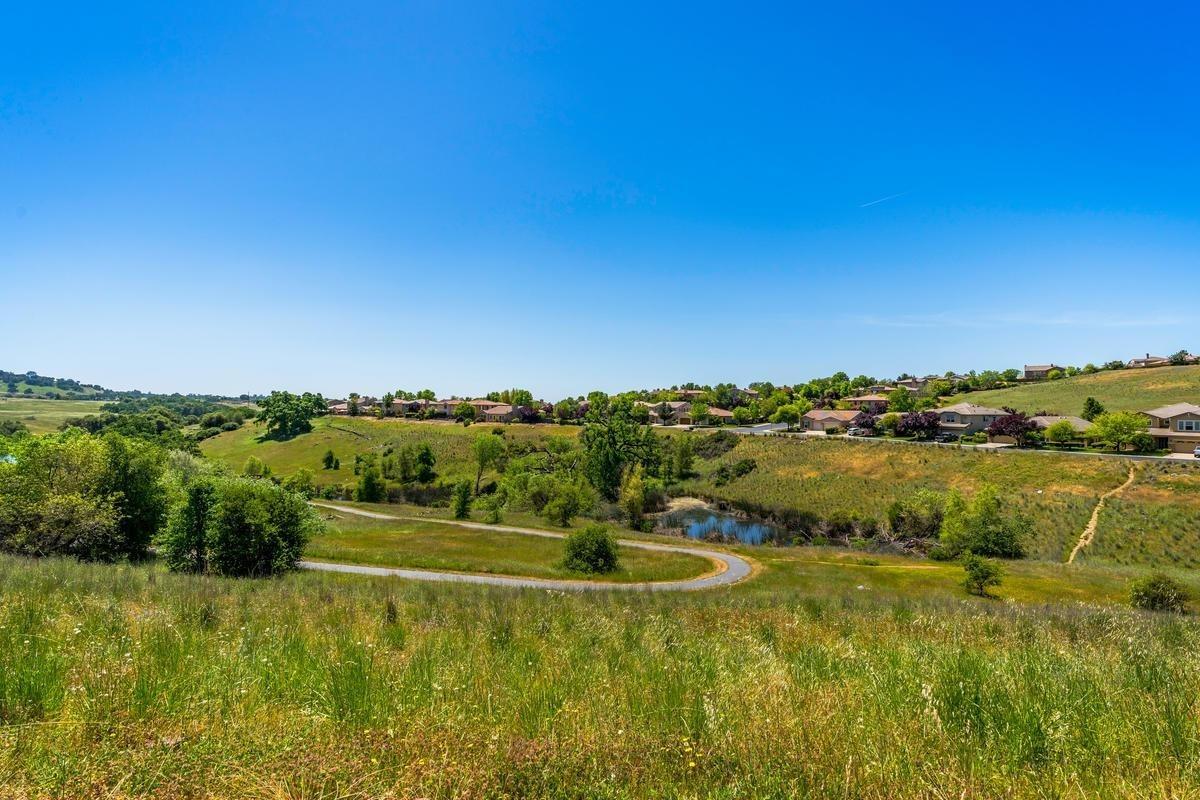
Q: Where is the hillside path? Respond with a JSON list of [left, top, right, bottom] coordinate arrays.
[[304, 502, 753, 592], [1067, 467, 1138, 564]]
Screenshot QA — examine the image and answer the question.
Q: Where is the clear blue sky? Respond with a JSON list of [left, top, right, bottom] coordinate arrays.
[[3, 2, 1198, 399]]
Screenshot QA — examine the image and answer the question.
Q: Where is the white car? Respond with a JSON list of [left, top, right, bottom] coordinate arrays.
[[1194, 446, 1200, 458]]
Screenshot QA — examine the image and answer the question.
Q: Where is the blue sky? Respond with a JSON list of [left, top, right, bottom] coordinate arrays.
[[2, 2, 1198, 399]]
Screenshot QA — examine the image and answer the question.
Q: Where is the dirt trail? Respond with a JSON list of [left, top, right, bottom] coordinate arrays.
[[1067, 467, 1137, 564]]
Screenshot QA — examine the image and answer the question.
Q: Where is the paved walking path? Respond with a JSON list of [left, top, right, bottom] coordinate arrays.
[[304, 503, 753, 592], [1067, 466, 1138, 564]]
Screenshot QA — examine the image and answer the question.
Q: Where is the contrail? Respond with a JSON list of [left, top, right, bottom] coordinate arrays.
[[859, 190, 910, 208]]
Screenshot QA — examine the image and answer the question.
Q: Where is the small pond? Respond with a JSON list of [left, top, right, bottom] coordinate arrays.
[[657, 507, 789, 546]]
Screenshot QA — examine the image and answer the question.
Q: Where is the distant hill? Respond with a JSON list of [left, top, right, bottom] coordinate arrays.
[[1, 369, 113, 400], [961, 365, 1200, 415]]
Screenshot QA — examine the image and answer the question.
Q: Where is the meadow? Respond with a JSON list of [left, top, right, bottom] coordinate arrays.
[[0, 397, 105, 433], [201, 415, 580, 488], [962, 364, 1200, 415], [2, 553, 1200, 798], [198, 417, 1200, 570], [307, 506, 712, 583]]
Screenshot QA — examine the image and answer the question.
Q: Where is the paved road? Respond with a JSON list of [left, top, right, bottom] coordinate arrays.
[[304, 503, 753, 592]]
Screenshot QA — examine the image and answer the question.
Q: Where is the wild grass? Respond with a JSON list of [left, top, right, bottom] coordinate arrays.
[[0, 397, 106, 433], [963, 364, 1200, 415], [201, 416, 579, 487], [307, 509, 712, 583], [683, 436, 1130, 562], [2, 555, 1200, 798], [1084, 464, 1200, 568]]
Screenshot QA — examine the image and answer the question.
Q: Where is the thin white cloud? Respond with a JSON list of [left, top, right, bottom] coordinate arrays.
[[859, 190, 911, 208]]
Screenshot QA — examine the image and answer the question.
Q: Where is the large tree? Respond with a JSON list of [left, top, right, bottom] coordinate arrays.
[[580, 396, 660, 501], [896, 411, 940, 440], [257, 391, 326, 437], [987, 412, 1038, 447], [471, 433, 505, 494], [1091, 411, 1151, 453]]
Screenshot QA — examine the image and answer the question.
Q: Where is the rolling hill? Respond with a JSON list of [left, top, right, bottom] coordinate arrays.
[[960, 365, 1200, 415]]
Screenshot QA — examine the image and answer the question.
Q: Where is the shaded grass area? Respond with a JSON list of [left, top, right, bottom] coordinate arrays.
[[0, 397, 106, 433], [963, 364, 1200, 415], [3, 555, 1200, 798], [306, 509, 713, 583]]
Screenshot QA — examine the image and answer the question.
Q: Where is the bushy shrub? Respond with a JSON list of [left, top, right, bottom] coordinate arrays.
[[354, 465, 386, 503], [452, 480, 472, 519], [962, 552, 1003, 596], [163, 473, 317, 577], [562, 525, 619, 574], [933, 485, 1028, 560], [283, 468, 316, 499], [887, 489, 945, 541], [693, 430, 739, 459], [220, 421, 240, 432], [1129, 573, 1190, 613], [713, 458, 756, 486]]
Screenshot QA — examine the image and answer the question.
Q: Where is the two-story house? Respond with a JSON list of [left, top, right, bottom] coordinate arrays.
[[844, 394, 890, 414], [935, 403, 1007, 435], [1143, 403, 1200, 454], [1023, 364, 1063, 380]]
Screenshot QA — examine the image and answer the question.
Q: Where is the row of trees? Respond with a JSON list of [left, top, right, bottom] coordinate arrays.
[[0, 427, 321, 576]]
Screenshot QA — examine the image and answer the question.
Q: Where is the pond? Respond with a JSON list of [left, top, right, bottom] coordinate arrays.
[[657, 507, 789, 546]]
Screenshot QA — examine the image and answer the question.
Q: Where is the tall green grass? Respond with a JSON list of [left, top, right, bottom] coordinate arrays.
[[2, 555, 1199, 798]]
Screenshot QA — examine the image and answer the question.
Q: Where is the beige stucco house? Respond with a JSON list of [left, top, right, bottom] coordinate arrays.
[[1143, 403, 1200, 454], [802, 409, 866, 432], [935, 403, 1007, 435]]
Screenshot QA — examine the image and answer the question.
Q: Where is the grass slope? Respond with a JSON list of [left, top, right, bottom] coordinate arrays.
[[3, 554, 1200, 798], [962, 364, 1200, 415], [201, 416, 579, 487], [0, 397, 106, 433], [308, 507, 712, 583]]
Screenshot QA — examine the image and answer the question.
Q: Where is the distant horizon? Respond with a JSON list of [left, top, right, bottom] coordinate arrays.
[[3, 3, 1198, 397], [7, 350, 1197, 402]]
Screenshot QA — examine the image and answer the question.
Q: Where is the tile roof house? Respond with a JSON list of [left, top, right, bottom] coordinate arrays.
[[1030, 414, 1093, 433], [1128, 353, 1172, 368], [1143, 403, 1200, 454], [702, 406, 734, 424], [483, 404, 517, 423], [844, 394, 890, 414], [935, 403, 1008, 435], [1023, 364, 1062, 380], [802, 409, 866, 432]]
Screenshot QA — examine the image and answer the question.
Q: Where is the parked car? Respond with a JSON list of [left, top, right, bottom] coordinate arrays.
[[1194, 446, 1200, 458], [846, 427, 870, 437], [934, 433, 960, 444]]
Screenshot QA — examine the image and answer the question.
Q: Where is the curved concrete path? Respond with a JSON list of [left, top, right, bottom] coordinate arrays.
[[304, 502, 752, 592]]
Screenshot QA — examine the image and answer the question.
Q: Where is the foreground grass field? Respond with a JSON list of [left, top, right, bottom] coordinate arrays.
[[0, 397, 105, 433], [963, 364, 1200, 415], [2, 554, 1200, 798], [307, 507, 713, 583]]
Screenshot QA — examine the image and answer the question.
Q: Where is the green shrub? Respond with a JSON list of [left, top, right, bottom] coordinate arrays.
[[206, 478, 321, 577], [561, 525, 619, 574], [1129, 573, 1190, 613], [933, 484, 1028, 560], [354, 465, 386, 503], [452, 480, 472, 519], [962, 552, 1003, 596]]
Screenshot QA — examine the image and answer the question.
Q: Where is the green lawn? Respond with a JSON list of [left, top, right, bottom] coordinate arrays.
[[0, 397, 106, 433], [962, 364, 1200, 415], [307, 507, 713, 583]]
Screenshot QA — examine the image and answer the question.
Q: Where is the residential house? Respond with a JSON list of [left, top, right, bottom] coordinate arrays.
[[802, 409, 866, 433], [702, 406, 734, 425], [483, 404, 518, 423], [1142, 403, 1200, 454], [643, 400, 693, 426], [865, 384, 898, 395], [676, 389, 708, 401], [1126, 353, 1196, 368], [1030, 415, 1093, 434], [731, 387, 760, 402], [896, 378, 926, 393], [1023, 364, 1062, 380], [844, 394, 889, 414], [327, 402, 349, 415], [935, 402, 1007, 435]]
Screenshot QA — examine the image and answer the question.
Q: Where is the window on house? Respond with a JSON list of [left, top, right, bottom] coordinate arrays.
[[1179, 420, 1200, 432]]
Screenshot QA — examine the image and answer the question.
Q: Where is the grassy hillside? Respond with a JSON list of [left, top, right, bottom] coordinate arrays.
[[961, 364, 1200, 415], [201, 415, 581, 487], [0, 397, 106, 433], [3, 553, 1200, 798]]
